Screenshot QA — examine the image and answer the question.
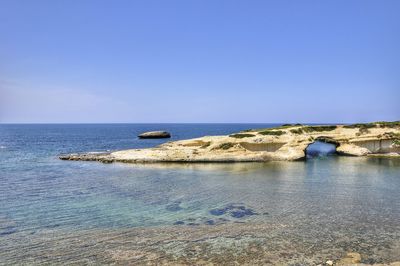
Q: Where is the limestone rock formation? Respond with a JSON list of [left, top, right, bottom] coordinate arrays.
[[60, 122, 400, 164], [337, 252, 361, 265]]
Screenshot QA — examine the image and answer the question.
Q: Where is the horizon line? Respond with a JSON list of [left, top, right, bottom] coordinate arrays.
[[1, 121, 395, 125]]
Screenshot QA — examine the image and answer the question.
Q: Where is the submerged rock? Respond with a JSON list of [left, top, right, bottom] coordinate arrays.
[[209, 204, 258, 218], [0, 226, 17, 236], [173, 217, 231, 227], [205, 220, 215, 225], [209, 208, 226, 216], [165, 201, 183, 212], [187, 223, 200, 226], [138, 131, 171, 139], [230, 209, 257, 218]]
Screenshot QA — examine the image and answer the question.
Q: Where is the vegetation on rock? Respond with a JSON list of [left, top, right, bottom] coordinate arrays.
[[375, 121, 400, 128], [290, 126, 337, 134], [344, 121, 400, 129], [278, 123, 303, 128], [246, 121, 400, 134], [358, 127, 370, 135], [200, 142, 211, 149], [344, 123, 377, 129], [258, 130, 286, 136], [384, 132, 400, 138], [215, 143, 235, 150], [290, 128, 304, 134], [229, 133, 255, 138], [302, 125, 337, 132]]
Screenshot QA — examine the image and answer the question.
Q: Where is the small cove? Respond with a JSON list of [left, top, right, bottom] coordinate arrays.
[[1, 124, 399, 264]]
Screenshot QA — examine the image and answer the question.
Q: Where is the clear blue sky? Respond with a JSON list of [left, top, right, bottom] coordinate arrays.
[[1, 0, 399, 123]]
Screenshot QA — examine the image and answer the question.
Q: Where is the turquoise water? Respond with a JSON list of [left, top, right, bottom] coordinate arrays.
[[1, 124, 400, 264], [1, 124, 280, 231]]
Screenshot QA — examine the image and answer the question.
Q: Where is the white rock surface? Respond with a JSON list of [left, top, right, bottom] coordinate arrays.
[[60, 123, 400, 163]]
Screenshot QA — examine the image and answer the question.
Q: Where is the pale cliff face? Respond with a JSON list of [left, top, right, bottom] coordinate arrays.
[[60, 122, 400, 163]]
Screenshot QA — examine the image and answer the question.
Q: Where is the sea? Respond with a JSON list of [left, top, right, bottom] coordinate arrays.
[[1, 124, 399, 265]]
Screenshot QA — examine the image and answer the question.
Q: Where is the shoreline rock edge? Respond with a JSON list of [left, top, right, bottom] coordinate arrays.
[[60, 122, 400, 164]]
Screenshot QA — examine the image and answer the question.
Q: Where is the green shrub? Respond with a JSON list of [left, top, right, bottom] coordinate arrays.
[[275, 123, 304, 129], [290, 128, 304, 134], [303, 125, 337, 132], [229, 133, 255, 138], [279, 124, 295, 128], [385, 132, 400, 138], [375, 121, 400, 128], [200, 142, 211, 148], [343, 123, 376, 129], [216, 143, 235, 150], [358, 127, 370, 135], [289, 125, 338, 134], [245, 123, 303, 132], [281, 123, 303, 127], [258, 130, 286, 136]]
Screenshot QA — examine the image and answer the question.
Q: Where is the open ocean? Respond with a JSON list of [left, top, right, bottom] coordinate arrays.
[[1, 124, 400, 265]]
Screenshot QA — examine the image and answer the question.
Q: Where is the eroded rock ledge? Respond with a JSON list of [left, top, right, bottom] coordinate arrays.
[[59, 122, 400, 163]]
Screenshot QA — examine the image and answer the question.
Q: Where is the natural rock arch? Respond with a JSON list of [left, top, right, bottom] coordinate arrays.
[[305, 137, 340, 158], [313, 136, 340, 146]]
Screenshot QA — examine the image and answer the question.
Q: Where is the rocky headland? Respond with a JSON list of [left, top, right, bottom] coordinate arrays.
[[60, 122, 400, 163]]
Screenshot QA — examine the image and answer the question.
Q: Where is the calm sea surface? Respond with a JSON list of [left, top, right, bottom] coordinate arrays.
[[1, 124, 400, 265]]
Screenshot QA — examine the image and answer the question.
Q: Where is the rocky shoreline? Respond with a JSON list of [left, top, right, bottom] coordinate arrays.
[[59, 122, 400, 164], [2, 223, 400, 265]]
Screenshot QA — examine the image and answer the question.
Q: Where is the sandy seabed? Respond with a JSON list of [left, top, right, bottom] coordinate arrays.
[[1, 221, 400, 265]]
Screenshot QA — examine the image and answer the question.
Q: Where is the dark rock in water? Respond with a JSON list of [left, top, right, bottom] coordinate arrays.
[[173, 221, 185, 225], [230, 210, 247, 218], [0, 226, 17, 236], [209, 204, 258, 218], [45, 223, 61, 229], [209, 208, 226, 216], [205, 220, 215, 225], [230, 209, 257, 218], [59, 152, 113, 162], [187, 222, 199, 226], [165, 201, 183, 212], [138, 131, 171, 139], [244, 208, 257, 215]]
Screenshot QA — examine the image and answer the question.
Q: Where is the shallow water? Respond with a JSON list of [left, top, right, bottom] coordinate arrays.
[[306, 140, 337, 158], [1, 124, 400, 265]]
